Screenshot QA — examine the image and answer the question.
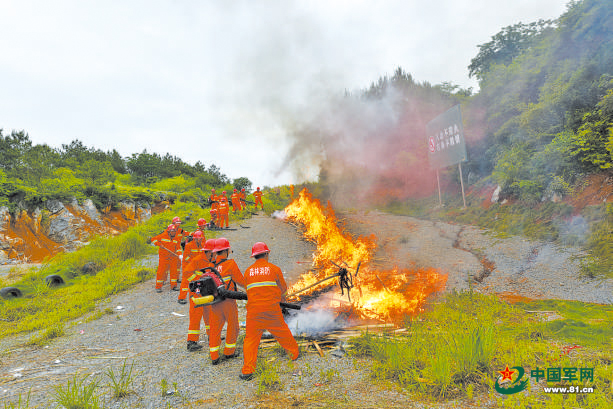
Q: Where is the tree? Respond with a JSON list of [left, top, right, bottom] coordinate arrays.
[[232, 177, 252, 192], [126, 150, 162, 182], [79, 159, 115, 186], [569, 89, 613, 170], [468, 20, 555, 81], [108, 149, 127, 174], [0, 129, 32, 172]]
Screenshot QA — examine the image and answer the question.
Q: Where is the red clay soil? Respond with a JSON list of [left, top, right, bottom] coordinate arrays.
[[3, 208, 161, 263], [4, 222, 64, 263], [565, 172, 613, 210]]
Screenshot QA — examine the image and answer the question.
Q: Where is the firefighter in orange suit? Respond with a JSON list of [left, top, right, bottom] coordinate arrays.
[[180, 239, 216, 351], [210, 189, 219, 212], [178, 238, 213, 303], [253, 187, 263, 210], [151, 224, 183, 292], [171, 216, 189, 281], [209, 208, 218, 229], [240, 242, 299, 380], [195, 218, 208, 234], [208, 238, 246, 365], [231, 189, 241, 212], [218, 191, 230, 229], [181, 230, 205, 283], [239, 188, 246, 210]]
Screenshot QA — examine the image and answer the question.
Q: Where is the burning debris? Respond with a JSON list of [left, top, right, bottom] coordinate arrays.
[[284, 188, 447, 330]]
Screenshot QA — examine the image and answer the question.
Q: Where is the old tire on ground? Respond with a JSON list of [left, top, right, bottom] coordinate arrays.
[[45, 274, 65, 287], [0, 286, 23, 299]]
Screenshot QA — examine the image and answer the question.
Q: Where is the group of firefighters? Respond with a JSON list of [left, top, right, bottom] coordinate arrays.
[[150, 204, 299, 380], [208, 187, 264, 229]]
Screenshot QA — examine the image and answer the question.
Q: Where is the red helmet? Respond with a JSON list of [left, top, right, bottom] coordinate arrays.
[[204, 239, 216, 252], [233, 189, 237, 192], [241, 188, 245, 192], [256, 187, 260, 190], [210, 209, 217, 214], [172, 216, 181, 224], [211, 188, 215, 192], [250, 242, 270, 257], [192, 230, 203, 239], [222, 190, 226, 194], [214, 238, 230, 252], [167, 224, 177, 232], [197, 218, 207, 226]]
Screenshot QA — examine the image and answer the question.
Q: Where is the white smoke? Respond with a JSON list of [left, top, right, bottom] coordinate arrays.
[[285, 292, 354, 336], [271, 210, 287, 220]]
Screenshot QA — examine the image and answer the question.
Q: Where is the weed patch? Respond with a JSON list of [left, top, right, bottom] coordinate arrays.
[[3, 391, 31, 409], [255, 357, 282, 395], [106, 360, 137, 399], [349, 291, 612, 406], [52, 373, 101, 409], [26, 323, 65, 347]]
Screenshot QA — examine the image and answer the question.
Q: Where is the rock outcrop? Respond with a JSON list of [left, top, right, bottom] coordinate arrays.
[[0, 198, 157, 264]]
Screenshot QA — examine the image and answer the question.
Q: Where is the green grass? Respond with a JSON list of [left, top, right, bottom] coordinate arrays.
[[255, 356, 283, 395], [3, 391, 31, 409], [349, 291, 613, 406], [0, 201, 213, 339], [52, 373, 101, 409], [106, 360, 137, 399], [515, 299, 613, 347], [26, 323, 65, 347]]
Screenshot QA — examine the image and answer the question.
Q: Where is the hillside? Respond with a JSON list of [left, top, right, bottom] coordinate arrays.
[[0, 199, 167, 264]]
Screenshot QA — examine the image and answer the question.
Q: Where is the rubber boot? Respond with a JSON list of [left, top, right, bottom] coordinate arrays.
[[187, 341, 203, 351]]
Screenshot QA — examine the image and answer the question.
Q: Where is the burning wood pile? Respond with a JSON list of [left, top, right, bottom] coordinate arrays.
[[281, 188, 447, 338]]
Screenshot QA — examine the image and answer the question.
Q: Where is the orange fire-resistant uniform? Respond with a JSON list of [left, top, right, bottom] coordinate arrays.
[[174, 227, 189, 281], [151, 230, 183, 290], [239, 190, 246, 210], [210, 193, 219, 212], [180, 254, 213, 341], [208, 256, 246, 361], [253, 190, 263, 210], [181, 238, 204, 284], [241, 258, 299, 375], [217, 197, 230, 228], [209, 209, 218, 228], [231, 191, 241, 212]]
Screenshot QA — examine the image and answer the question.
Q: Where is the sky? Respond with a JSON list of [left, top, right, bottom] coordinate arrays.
[[0, 0, 571, 187]]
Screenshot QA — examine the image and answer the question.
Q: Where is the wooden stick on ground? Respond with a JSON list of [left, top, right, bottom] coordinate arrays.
[[312, 340, 324, 357]]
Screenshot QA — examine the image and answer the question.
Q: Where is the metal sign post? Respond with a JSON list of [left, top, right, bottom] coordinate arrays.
[[436, 169, 442, 207], [458, 162, 466, 208]]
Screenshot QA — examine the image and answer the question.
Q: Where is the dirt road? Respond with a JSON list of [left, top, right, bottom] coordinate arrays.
[[1, 211, 610, 408]]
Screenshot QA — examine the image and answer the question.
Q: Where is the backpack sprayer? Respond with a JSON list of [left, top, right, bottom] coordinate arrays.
[[188, 267, 301, 310]]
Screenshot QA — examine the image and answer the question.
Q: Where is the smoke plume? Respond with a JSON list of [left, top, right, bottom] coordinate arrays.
[[277, 72, 456, 207]]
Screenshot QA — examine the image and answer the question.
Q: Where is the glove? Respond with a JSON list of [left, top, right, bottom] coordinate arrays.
[[178, 299, 187, 304]]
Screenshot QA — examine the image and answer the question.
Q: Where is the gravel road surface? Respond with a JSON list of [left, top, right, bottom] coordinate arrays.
[[1, 211, 610, 408]]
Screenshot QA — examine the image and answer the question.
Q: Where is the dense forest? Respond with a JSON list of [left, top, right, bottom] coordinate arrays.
[[0, 132, 254, 213]]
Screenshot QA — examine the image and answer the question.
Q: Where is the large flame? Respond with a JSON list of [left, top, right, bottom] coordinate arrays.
[[285, 188, 447, 323]]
